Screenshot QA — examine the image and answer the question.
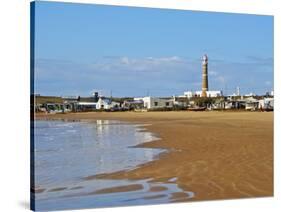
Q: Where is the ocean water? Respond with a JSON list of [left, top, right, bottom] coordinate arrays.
[[32, 120, 193, 211]]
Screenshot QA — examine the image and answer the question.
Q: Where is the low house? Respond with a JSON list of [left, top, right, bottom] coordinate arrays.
[[33, 95, 64, 113], [63, 92, 101, 112], [259, 98, 274, 111], [245, 97, 259, 111], [76, 96, 99, 112], [44, 103, 64, 113], [77, 102, 98, 111], [63, 95, 121, 111], [173, 97, 188, 109], [134, 97, 174, 110], [62, 96, 79, 112], [96, 97, 120, 110], [245, 101, 259, 111], [223, 100, 246, 110], [122, 99, 144, 110]]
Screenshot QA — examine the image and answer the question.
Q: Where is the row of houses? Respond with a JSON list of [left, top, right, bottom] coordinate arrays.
[[207, 97, 274, 111], [33, 93, 121, 113], [129, 96, 274, 111], [33, 93, 274, 113]]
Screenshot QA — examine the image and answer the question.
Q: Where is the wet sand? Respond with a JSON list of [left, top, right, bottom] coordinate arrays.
[[91, 184, 144, 194], [36, 111, 273, 202]]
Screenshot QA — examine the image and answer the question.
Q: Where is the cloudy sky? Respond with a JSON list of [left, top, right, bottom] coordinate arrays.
[[33, 2, 273, 97]]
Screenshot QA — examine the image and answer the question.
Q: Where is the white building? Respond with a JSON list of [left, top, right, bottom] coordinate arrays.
[[74, 97, 120, 111], [183, 91, 193, 98], [183, 90, 223, 98], [96, 97, 119, 110], [259, 98, 274, 110], [245, 97, 259, 110], [134, 97, 174, 109]]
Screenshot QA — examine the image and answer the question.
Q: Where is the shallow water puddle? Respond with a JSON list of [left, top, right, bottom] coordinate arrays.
[[32, 120, 194, 211]]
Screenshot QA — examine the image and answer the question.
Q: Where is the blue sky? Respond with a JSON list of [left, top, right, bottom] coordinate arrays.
[[33, 1, 273, 97]]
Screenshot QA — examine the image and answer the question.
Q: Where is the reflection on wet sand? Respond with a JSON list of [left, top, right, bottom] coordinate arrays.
[[36, 177, 194, 211], [33, 120, 191, 211], [91, 184, 144, 194]]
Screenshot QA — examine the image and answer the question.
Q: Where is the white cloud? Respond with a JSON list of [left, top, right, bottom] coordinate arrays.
[[216, 76, 225, 84], [209, 70, 218, 76], [265, 81, 271, 86], [91, 56, 190, 73], [120, 56, 130, 65], [34, 55, 273, 96]]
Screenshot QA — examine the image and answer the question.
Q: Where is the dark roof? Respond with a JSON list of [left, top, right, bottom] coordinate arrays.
[[79, 97, 99, 103]]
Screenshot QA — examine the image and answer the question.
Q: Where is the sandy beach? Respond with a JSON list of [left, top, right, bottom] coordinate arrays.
[[35, 111, 273, 202]]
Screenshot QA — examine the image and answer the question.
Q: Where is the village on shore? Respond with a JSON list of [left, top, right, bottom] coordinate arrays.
[[32, 54, 274, 113], [32, 89, 274, 114]]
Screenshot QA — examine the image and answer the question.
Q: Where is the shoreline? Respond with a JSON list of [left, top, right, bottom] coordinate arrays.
[[34, 111, 273, 202]]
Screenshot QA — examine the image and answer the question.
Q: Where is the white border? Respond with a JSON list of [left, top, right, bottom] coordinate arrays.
[[0, 0, 280, 211]]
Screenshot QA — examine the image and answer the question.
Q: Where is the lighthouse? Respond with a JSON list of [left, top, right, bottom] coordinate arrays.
[[201, 54, 209, 97]]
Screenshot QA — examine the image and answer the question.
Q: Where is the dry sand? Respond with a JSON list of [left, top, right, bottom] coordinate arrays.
[[36, 111, 273, 201]]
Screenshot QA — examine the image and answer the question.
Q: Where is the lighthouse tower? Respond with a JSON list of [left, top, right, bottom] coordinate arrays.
[[201, 54, 209, 97]]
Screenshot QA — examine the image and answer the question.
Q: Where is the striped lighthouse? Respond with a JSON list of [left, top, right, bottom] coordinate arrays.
[[201, 54, 209, 97]]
